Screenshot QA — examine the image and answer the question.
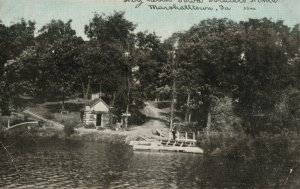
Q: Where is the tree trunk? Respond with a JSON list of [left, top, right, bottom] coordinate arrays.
[[188, 113, 191, 124], [81, 81, 87, 99], [170, 77, 176, 130], [202, 99, 211, 129], [86, 77, 91, 99], [81, 77, 91, 99], [185, 93, 191, 124], [124, 76, 130, 129], [207, 109, 211, 129]]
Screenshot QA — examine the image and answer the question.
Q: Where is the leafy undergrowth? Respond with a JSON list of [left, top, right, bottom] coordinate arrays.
[[198, 130, 300, 160]]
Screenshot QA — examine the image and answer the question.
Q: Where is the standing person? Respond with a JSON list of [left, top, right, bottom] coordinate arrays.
[[172, 123, 177, 141]]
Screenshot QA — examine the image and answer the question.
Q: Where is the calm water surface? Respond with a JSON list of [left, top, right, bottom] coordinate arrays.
[[0, 138, 300, 189]]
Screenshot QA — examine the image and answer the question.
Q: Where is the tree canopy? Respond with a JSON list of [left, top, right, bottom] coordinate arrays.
[[1, 14, 299, 132]]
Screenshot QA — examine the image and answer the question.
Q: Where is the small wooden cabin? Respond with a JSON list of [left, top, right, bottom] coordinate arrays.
[[82, 98, 110, 128]]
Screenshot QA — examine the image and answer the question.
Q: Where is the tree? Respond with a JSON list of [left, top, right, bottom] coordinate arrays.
[[74, 41, 126, 99], [0, 19, 35, 111], [175, 18, 242, 128], [0, 19, 35, 70], [135, 31, 168, 100], [36, 19, 76, 44], [172, 18, 294, 134], [84, 11, 136, 47], [13, 19, 83, 101], [84, 12, 138, 124], [290, 24, 300, 90], [230, 19, 292, 135]]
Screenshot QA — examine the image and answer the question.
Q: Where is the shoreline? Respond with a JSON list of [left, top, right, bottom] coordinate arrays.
[[1, 125, 167, 146]]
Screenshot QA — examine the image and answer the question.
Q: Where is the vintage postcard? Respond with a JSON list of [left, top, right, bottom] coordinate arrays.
[[1, 0, 300, 188]]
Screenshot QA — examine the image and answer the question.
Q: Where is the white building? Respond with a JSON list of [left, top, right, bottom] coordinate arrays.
[[82, 98, 110, 128]]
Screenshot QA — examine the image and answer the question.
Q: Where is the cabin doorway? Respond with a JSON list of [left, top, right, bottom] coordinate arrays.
[[96, 114, 102, 126]]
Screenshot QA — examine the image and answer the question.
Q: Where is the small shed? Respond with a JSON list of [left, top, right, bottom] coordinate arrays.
[[82, 98, 110, 128]]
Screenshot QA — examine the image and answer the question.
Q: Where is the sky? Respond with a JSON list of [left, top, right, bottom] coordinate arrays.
[[0, 0, 299, 40]]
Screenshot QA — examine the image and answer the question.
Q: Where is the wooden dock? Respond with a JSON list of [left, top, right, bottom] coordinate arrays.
[[129, 138, 203, 154], [132, 144, 203, 154]]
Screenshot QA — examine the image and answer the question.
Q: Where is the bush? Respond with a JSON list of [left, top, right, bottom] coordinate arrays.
[[198, 130, 239, 156], [44, 112, 54, 120], [198, 129, 300, 166], [64, 121, 75, 137], [85, 123, 96, 129]]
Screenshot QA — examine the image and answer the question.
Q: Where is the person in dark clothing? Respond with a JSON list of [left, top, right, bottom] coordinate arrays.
[[172, 124, 177, 140]]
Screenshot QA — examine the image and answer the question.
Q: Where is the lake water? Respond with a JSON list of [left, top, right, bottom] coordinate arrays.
[[1, 137, 300, 189]]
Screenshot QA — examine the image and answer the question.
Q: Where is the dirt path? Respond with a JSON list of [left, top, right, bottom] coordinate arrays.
[[140, 101, 168, 120], [138, 101, 169, 129], [126, 101, 170, 140]]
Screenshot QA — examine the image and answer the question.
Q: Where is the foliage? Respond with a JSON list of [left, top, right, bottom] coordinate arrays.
[[169, 18, 299, 133], [44, 112, 54, 120], [64, 121, 75, 137], [74, 40, 126, 99], [231, 19, 292, 127], [85, 123, 96, 129], [135, 31, 168, 99], [174, 18, 243, 128], [198, 129, 300, 164], [45, 103, 84, 113], [83, 12, 144, 120], [210, 96, 242, 130], [84, 11, 136, 46], [0, 19, 35, 111], [1, 15, 300, 132]]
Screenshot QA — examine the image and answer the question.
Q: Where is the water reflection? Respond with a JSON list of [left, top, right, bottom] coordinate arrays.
[[0, 138, 300, 188]]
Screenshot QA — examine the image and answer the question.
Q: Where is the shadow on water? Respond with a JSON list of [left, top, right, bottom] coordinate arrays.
[[180, 155, 300, 189], [1, 136, 300, 188]]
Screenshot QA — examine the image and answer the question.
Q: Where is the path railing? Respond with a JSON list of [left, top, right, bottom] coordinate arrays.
[[168, 131, 197, 145], [5, 121, 39, 131]]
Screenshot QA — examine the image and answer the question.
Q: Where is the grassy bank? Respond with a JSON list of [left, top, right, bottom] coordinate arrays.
[[71, 130, 128, 144], [0, 123, 160, 145], [0, 127, 129, 145]]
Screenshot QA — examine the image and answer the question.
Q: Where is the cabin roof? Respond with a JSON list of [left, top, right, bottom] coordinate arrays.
[[87, 98, 109, 108]]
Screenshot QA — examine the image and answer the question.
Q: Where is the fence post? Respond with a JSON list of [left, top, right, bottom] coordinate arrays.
[[193, 132, 196, 145], [185, 132, 188, 142]]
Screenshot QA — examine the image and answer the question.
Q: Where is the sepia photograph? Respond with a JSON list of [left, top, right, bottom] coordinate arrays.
[[0, 0, 300, 188]]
